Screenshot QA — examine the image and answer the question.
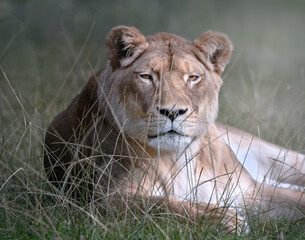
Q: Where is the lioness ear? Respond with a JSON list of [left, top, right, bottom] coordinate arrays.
[[193, 31, 233, 75], [105, 25, 148, 68]]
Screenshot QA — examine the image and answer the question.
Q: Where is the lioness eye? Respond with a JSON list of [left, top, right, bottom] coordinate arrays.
[[188, 75, 199, 82], [139, 73, 153, 81]]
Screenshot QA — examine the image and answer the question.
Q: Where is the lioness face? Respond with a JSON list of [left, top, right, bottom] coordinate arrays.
[[104, 27, 232, 153]]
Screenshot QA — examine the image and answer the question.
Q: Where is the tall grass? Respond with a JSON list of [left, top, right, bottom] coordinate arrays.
[[1, 0, 305, 239]]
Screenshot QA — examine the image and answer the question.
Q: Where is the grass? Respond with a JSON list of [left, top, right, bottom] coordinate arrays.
[[1, 0, 305, 239]]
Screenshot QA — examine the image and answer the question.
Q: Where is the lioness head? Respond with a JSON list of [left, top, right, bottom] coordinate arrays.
[[100, 26, 232, 152]]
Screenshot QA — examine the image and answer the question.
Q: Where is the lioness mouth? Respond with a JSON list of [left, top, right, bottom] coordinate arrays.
[[148, 130, 186, 139]]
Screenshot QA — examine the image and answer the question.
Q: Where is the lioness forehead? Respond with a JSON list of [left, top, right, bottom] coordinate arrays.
[[146, 32, 189, 47], [146, 33, 193, 57], [133, 33, 204, 74], [136, 52, 205, 75]]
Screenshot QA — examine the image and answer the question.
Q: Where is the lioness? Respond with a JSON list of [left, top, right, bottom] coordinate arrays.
[[44, 26, 305, 232]]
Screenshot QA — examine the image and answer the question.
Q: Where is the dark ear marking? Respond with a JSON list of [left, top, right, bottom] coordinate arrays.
[[193, 31, 233, 75], [105, 26, 148, 69]]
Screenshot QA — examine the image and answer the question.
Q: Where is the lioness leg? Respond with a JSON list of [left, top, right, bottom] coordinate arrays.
[[94, 192, 243, 232], [217, 123, 305, 186], [248, 183, 305, 220]]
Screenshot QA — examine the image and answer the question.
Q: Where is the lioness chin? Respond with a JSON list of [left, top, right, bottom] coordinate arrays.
[[44, 26, 305, 233]]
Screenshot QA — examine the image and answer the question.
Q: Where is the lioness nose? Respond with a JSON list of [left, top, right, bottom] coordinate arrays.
[[157, 107, 188, 122]]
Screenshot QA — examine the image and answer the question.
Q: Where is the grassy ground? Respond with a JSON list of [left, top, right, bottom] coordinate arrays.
[[1, 0, 305, 239]]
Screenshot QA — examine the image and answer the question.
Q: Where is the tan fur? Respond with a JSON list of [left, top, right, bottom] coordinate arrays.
[[44, 26, 305, 232], [217, 123, 305, 187]]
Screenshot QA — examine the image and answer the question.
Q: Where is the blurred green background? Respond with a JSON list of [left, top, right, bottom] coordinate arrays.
[[1, 0, 305, 147]]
